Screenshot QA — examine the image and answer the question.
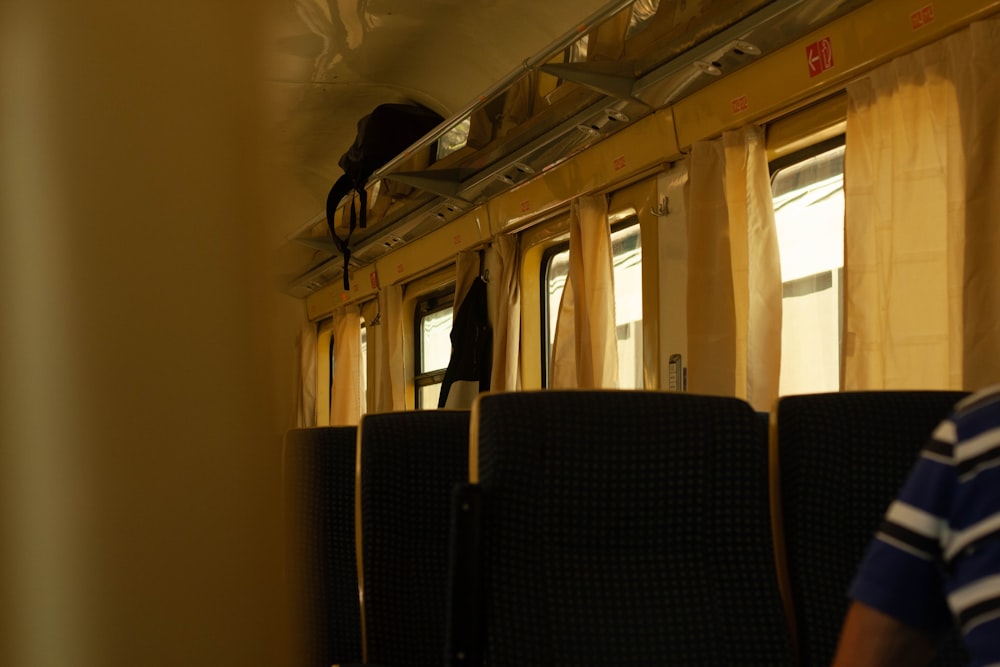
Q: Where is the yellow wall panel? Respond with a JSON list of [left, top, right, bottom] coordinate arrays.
[[765, 93, 847, 161], [305, 261, 379, 320], [307, 208, 491, 318], [675, 0, 1000, 148], [488, 108, 680, 233], [375, 208, 488, 285]]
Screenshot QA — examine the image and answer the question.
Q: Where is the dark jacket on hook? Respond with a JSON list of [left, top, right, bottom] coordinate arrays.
[[438, 277, 492, 409]]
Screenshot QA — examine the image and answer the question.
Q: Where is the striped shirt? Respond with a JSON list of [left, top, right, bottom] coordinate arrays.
[[850, 384, 1000, 666]]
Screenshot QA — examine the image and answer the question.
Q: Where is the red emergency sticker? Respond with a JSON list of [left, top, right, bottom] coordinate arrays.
[[806, 38, 834, 78]]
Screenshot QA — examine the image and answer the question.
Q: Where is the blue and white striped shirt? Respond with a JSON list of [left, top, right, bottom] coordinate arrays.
[[850, 385, 1000, 666]]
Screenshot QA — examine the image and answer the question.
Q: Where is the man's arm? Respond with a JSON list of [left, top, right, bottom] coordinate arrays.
[[831, 601, 938, 667]]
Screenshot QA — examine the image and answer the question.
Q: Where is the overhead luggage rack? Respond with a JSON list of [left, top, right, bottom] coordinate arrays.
[[280, 0, 871, 298]]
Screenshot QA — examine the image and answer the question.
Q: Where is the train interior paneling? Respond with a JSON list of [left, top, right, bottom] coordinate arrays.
[[289, 0, 1000, 664], [304, 0, 1000, 419]]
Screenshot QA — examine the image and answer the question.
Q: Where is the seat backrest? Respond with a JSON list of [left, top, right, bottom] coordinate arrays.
[[472, 390, 795, 667], [773, 390, 970, 667], [358, 410, 471, 667], [282, 426, 362, 667]]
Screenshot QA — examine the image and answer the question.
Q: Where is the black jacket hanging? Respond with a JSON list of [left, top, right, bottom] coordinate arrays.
[[438, 277, 492, 409]]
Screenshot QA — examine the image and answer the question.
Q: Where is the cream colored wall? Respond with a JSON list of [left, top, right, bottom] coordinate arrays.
[[0, 1, 291, 665]]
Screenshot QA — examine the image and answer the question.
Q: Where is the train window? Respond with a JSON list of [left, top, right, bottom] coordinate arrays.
[[436, 118, 471, 161], [414, 289, 454, 409], [359, 325, 368, 415], [542, 221, 643, 388], [771, 139, 845, 395]]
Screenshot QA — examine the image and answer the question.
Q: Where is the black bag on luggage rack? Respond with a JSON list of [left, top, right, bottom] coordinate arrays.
[[325, 103, 444, 289]]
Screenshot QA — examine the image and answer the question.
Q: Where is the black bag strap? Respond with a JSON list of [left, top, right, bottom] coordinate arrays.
[[325, 174, 358, 291], [357, 186, 368, 229]]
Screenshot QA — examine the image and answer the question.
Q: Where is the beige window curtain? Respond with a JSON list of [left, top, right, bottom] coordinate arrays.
[[367, 284, 406, 412], [844, 19, 1000, 391], [452, 250, 480, 311], [489, 235, 521, 392], [550, 194, 620, 389], [295, 322, 318, 427], [329, 305, 362, 426], [686, 125, 782, 411]]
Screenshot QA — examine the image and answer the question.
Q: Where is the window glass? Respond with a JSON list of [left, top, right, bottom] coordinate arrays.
[[612, 224, 643, 389], [420, 307, 453, 371], [772, 142, 845, 395], [436, 118, 471, 161], [543, 222, 643, 388], [359, 325, 368, 416], [414, 291, 454, 409]]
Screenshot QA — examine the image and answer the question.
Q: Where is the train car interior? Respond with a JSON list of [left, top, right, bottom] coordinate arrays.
[[4, 0, 1000, 664]]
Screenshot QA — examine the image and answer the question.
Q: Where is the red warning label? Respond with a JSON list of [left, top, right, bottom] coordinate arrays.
[[806, 38, 834, 78], [911, 5, 935, 30]]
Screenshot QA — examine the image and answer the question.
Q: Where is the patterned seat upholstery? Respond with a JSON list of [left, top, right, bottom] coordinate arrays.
[[282, 427, 362, 667], [472, 390, 794, 666], [359, 410, 471, 667], [772, 390, 970, 667], [444, 482, 484, 667]]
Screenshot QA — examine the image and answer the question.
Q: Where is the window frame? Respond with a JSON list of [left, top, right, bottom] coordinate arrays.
[[538, 215, 642, 388], [412, 287, 455, 409], [768, 133, 846, 396], [768, 133, 844, 178]]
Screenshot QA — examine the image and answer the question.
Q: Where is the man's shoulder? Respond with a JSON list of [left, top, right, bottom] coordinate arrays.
[[949, 385, 1000, 467], [953, 384, 1000, 424]]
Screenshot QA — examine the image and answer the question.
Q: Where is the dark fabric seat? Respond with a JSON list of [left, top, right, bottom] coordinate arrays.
[[358, 410, 471, 667], [282, 427, 362, 667], [470, 390, 795, 667], [772, 390, 970, 667]]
